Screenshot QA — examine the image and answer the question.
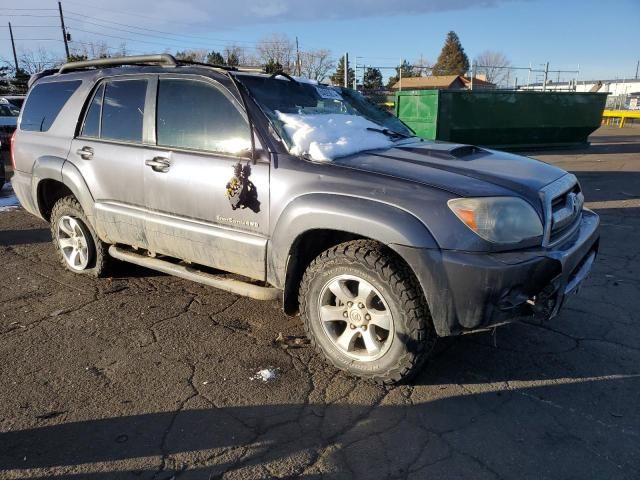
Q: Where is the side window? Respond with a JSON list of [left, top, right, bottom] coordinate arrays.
[[156, 78, 251, 155], [81, 83, 104, 138], [20, 80, 81, 132], [101, 79, 147, 143]]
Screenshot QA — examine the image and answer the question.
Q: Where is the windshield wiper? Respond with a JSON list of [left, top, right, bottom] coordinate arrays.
[[366, 127, 413, 140]]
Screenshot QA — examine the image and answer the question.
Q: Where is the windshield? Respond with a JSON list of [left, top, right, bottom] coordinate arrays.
[[239, 75, 416, 161]]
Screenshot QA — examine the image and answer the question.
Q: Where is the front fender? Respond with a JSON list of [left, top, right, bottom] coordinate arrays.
[[268, 193, 439, 288]]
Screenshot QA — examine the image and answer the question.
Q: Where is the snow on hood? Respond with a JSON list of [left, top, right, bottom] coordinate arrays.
[[276, 112, 394, 161]]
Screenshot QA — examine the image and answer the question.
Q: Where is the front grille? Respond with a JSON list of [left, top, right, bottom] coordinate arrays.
[[540, 174, 583, 247]]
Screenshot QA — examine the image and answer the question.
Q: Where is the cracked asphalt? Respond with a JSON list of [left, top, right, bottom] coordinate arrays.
[[0, 127, 639, 479]]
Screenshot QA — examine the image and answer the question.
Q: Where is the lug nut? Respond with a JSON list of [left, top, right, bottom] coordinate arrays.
[[347, 301, 353, 307], [365, 314, 371, 321], [350, 323, 356, 329], [343, 311, 348, 318], [358, 303, 364, 309], [362, 325, 367, 331]]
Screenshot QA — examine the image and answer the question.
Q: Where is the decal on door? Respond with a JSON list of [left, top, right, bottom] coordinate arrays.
[[225, 162, 261, 213]]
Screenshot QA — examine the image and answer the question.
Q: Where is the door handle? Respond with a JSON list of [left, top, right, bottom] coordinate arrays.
[[145, 156, 171, 172], [76, 146, 94, 160]]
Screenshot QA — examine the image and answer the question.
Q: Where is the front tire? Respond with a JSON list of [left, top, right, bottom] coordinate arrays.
[[299, 240, 436, 384], [50, 196, 109, 277]]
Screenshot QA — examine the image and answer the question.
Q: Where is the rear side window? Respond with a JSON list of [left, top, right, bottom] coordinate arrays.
[[81, 83, 104, 138], [100, 79, 147, 143], [20, 80, 81, 132], [156, 78, 250, 154]]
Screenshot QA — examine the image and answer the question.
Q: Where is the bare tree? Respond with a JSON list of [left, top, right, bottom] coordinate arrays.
[[473, 50, 511, 85], [256, 33, 294, 71], [69, 41, 127, 60], [223, 44, 254, 66], [175, 49, 208, 63], [299, 49, 335, 82], [17, 47, 62, 74], [413, 54, 433, 77]]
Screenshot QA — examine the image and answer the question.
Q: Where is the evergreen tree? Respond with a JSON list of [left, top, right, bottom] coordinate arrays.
[[67, 53, 88, 62], [0, 66, 12, 94], [432, 31, 470, 76], [226, 52, 240, 67], [264, 58, 283, 74], [11, 68, 29, 94], [206, 50, 225, 65], [330, 56, 355, 87], [386, 60, 416, 88], [362, 67, 383, 91]]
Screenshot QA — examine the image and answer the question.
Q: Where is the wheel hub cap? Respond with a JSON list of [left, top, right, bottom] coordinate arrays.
[[57, 215, 90, 271], [318, 274, 394, 361]]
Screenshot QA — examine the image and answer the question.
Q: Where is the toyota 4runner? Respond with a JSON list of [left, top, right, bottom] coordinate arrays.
[[11, 55, 599, 383]]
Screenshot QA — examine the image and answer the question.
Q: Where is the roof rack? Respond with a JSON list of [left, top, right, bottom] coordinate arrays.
[[176, 59, 265, 73], [58, 54, 177, 74]]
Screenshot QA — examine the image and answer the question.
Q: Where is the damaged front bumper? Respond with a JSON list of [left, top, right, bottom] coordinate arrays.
[[394, 209, 600, 336]]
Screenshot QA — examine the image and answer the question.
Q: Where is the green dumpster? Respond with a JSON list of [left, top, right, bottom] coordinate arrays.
[[395, 90, 608, 150]]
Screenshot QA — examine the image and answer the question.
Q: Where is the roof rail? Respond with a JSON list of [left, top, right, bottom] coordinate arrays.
[[58, 54, 177, 74], [176, 59, 265, 73]]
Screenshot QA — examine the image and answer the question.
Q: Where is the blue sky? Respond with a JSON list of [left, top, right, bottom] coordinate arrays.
[[1, 0, 638, 82]]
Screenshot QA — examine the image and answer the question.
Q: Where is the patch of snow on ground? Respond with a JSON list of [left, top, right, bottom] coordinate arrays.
[[250, 367, 280, 382], [0, 182, 20, 212], [276, 112, 394, 161]]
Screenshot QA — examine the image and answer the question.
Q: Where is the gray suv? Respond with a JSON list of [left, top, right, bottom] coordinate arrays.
[[12, 55, 599, 383]]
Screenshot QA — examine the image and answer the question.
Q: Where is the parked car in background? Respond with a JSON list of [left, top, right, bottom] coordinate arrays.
[[12, 55, 600, 383], [0, 98, 19, 188], [0, 95, 26, 109]]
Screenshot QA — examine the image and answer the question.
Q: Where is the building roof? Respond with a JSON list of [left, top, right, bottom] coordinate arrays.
[[389, 75, 495, 90]]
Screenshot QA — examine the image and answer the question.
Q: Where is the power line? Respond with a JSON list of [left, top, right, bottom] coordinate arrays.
[[0, 14, 60, 18], [65, 18, 239, 49], [2, 8, 57, 11], [65, 11, 297, 47]]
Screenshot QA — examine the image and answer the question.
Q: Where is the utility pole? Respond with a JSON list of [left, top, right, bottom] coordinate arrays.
[[8, 22, 19, 73], [470, 61, 475, 90], [58, 1, 70, 61], [398, 57, 402, 92], [344, 52, 349, 87], [295, 36, 300, 76], [543, 62, 549, 92], [636, 60, 639, 80]]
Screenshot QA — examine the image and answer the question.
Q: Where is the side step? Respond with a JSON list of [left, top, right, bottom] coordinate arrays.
[[108, 246, 280, 301]]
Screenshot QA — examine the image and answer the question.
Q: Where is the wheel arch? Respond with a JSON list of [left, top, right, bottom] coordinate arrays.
[[33, 158, 95, 223], [269, 194, 439, 314]]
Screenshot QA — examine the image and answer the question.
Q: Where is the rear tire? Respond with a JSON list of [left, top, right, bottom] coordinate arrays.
[[299, 240, 436, 384], [50, 196, 109, 277]]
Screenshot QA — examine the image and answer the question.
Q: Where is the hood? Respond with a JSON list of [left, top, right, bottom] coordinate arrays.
[[333, 141, 566, 205]]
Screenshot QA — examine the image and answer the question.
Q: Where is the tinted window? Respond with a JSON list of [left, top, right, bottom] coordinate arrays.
[[20, 80, 81, 132], [157, 79, 250, 154], [81, 83, 104, 138], [101, 79, 147, 142]]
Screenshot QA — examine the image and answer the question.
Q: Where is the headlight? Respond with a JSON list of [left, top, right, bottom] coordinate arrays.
[[447, 197, 543, 244]]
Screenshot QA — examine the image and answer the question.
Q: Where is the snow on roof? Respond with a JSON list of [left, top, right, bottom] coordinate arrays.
[[276, 112, 394, 161]]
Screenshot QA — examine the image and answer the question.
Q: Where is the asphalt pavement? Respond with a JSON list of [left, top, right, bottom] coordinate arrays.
[[0, 127, 638, 479]]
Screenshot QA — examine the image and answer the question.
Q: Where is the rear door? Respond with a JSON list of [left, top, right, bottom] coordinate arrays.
[[70, 76, 152, 247], [142, 75, 270, 280]]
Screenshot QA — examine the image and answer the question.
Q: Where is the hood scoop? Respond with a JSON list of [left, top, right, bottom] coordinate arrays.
[[398, 144, 487, 161]]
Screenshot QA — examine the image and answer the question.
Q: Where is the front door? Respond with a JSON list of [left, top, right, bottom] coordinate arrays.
[[142, 76, 269, 280], [71, 76, 152, 247]]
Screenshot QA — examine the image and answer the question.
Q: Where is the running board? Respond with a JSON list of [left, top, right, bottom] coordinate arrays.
[[108, 246, 280, 301]]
